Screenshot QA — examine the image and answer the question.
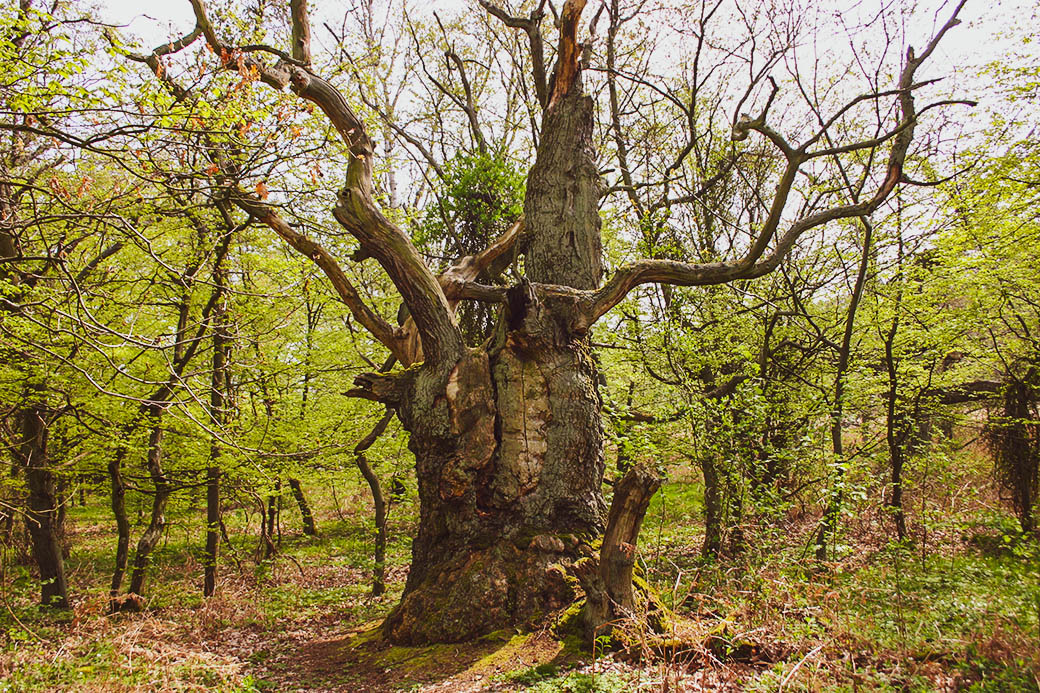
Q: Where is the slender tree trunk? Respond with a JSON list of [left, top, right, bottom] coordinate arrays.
[[125, 411, 172, 601], [205, 234, 230, 597], [883, 311, 908, 542], [205, 372, 222, 595], [354, 409, 394, 597], [112, 218, 222, 604], [288, 478, 317, 536], [700, 453, 722, 558], [204, 465, 220, 596], [817, 217, 874, 560], [108, 444, 130, 599], [19, 405, 69, 608], [264, 480, 280, 559]]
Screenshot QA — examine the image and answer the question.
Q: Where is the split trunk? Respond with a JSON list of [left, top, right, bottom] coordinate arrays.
[[382, 88, 609, 644]]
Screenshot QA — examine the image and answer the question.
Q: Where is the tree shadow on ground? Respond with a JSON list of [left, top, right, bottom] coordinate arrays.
[[287, 621, 580, 692]]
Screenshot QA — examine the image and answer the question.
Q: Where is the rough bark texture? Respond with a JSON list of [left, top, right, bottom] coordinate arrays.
[[382, 68, 607, 644], [381, 339, 605, 643], [575, 465, 662, 645], [19, 405, 69, 608], [523, 87, 602, 290]]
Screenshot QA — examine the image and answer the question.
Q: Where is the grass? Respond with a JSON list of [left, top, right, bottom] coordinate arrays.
[[2, 452, 1039, 691]]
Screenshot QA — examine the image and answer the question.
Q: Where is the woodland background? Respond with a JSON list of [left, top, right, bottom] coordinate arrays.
[[1, 0, 1039, 690]]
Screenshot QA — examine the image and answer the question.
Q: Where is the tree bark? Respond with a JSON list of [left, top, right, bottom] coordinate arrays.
[[574, 465, 661, 645], [700, 453, 722, 558], [288, 478, 317, 537], [817, 217, 874, 560], [381, 80, 607, 646], [107, 443, 130, 600], [988, 374, 1039, 536], [883, 268, 908, 542], [205, 237, 229, 597], [19, 404, 69, 608], [174, 0, 964, 645], [125, 410, 172, 601], [354, 408, 394, 597], [264, 479, 281, 559]]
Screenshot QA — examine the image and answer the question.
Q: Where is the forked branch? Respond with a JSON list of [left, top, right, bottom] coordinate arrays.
[[186, 0, 464, 370], [580, 1, 967, 328]]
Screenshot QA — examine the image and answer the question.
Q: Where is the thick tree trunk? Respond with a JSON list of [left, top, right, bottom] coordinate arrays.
[[19, 405, 69, 608], [382, 87, 607, 644], [288, 478, 317, 536], [382, 339, 605, 643]]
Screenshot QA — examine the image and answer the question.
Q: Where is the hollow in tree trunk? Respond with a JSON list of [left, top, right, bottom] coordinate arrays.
[[172, 0, 960, 646]]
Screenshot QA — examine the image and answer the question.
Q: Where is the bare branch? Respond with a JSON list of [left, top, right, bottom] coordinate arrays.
[[478, 0, 549, 108], [577, 1, 967, 328], [185, 0, 465, 371], [229, 192, 408, 364]]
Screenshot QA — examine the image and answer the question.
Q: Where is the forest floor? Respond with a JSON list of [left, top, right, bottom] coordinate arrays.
[[1, 459, 1039, 692]]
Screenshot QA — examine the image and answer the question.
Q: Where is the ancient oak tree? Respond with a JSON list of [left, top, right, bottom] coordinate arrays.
[[150, 0, 965, 643]]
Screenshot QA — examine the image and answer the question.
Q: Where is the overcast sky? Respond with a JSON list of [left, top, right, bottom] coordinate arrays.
[[92, 0, 1037, 125], [94, 0, 1036, 64]]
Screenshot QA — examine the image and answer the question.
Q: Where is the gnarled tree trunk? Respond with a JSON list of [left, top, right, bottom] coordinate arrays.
[[575, 465, 662, 645], [382, 79, 607, 643], [171, 0, 961, 647]]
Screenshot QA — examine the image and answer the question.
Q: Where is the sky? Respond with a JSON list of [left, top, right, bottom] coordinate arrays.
[[91, 0, 1039, 136], [94, 0, 1037, 71]]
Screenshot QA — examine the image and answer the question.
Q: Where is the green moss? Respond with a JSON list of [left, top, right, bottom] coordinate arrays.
[[470, 632, 534, 671], [553, 598, 586, 639]]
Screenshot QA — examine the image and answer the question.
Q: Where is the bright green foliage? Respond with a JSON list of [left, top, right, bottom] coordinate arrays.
[[416, 150, 525, 263]]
